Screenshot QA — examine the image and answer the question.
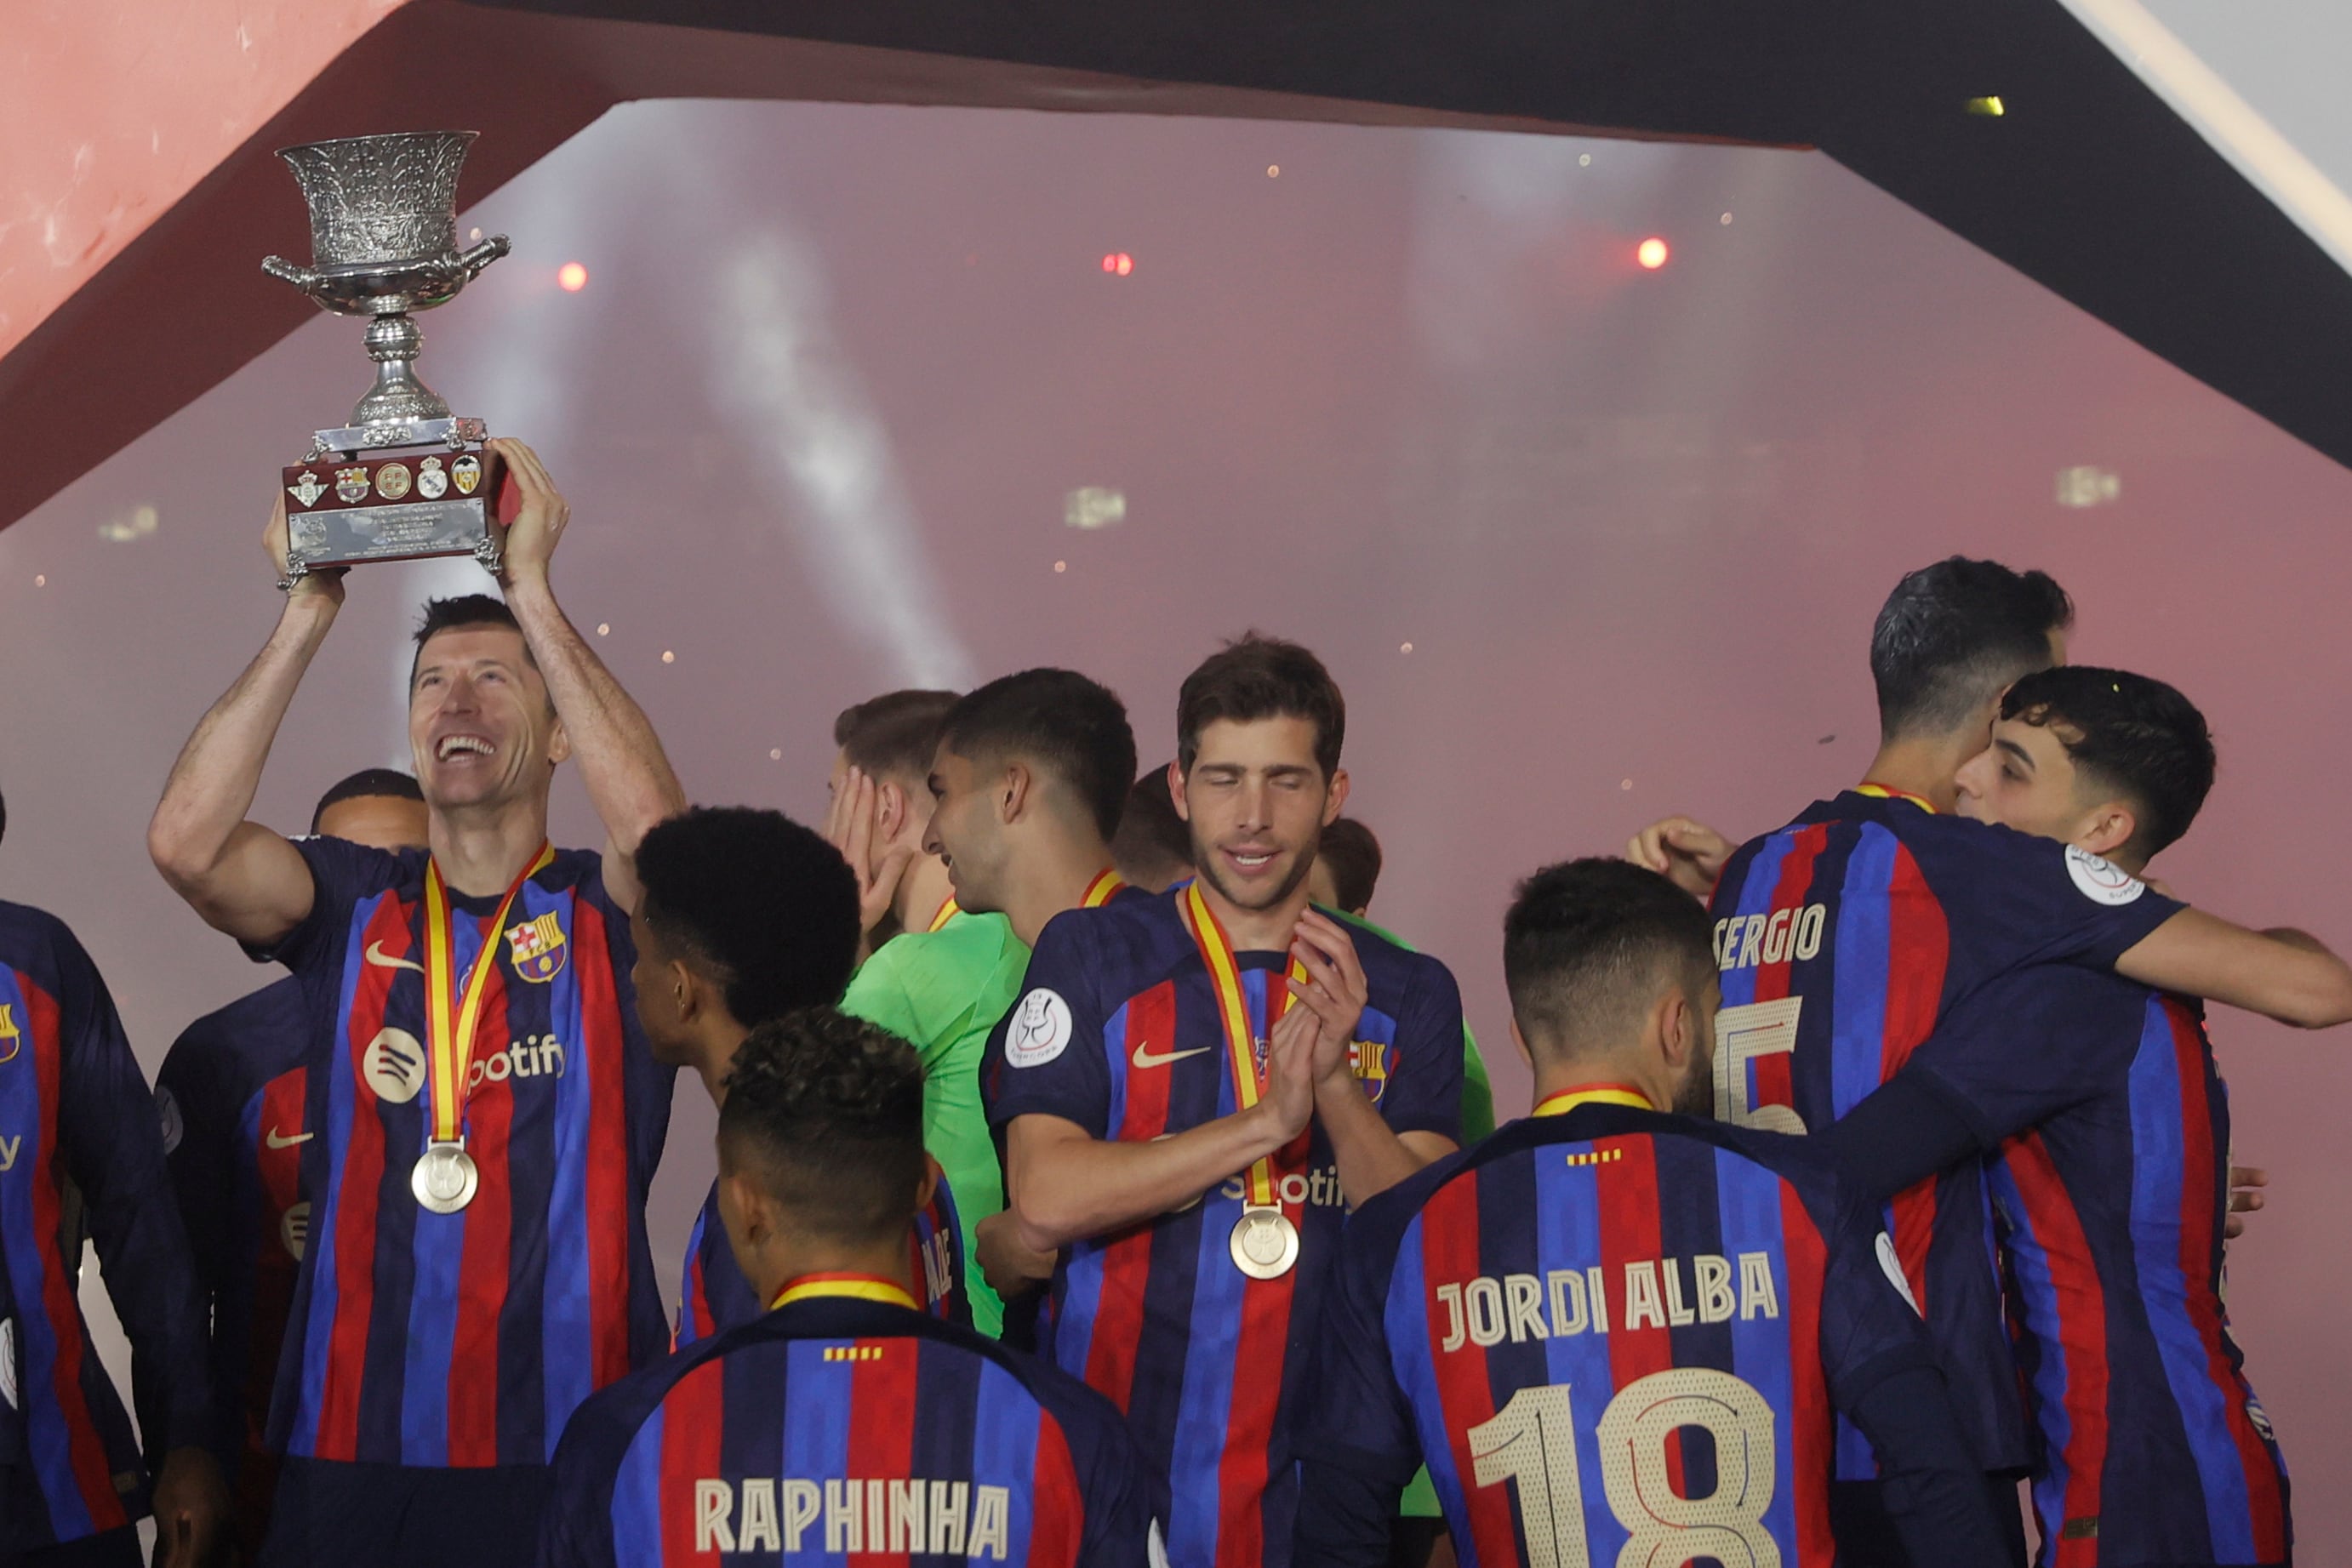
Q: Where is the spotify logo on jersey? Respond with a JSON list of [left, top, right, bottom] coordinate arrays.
[[363, 1029, 427, 1104], [363, 1029, 568, 1104], [466, 1035, 567, 1091]]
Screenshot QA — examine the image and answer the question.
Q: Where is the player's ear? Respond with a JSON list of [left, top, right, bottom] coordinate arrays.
[[2081, 802, 2137, 861], [1657, 987, 1698, 1075], [874, 779, 905, 839], [1507, 1017, 1534, 1070], [916, 1151, 942, 1214], [719, 1169, 773, 1252], [545, 713, 572, 768], [1167, 761, 1190, 824], [1000, 762, 1031, 824], [671, 958, 708, 1024], [1322, 768, 1350, 825]]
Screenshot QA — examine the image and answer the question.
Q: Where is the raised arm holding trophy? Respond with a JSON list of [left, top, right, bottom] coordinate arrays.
[[141, 127, 694, 1568]]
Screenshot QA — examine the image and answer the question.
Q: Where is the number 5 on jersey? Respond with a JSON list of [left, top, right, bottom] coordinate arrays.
[[1470, 1371, 1780, 1568], [1712, 997, 1807, 1135]]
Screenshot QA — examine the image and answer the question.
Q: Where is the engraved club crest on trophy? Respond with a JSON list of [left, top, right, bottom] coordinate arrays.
[[263, 131, 511, 581]]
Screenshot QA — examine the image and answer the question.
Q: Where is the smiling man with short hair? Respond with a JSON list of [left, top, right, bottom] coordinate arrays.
[[148, 441, 687, 1567], [982, 634, 1466, 1568]]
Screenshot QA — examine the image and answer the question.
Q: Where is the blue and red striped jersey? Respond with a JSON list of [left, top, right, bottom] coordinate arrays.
[[675, 1174, 970, 1346], [981, 889, 1465, 1568], [1294, 1104, 2004, 1568], [1710, 791, 2182, 1474], [0, 900, 209, 1548], [539, 1289, 1165, 1568], [259, 837, 676, 1468], [1903, 966, 2290, 1565], [151, 976, 311, 1552]]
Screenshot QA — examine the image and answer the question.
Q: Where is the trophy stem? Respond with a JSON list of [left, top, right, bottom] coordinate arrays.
[[351, 311, 454, 429]]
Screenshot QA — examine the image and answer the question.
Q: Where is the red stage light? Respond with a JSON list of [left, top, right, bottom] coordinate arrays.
[[557, 262, 589, 291], [1636, 237, 1670, 270], [1101, 252, 1133, 277]]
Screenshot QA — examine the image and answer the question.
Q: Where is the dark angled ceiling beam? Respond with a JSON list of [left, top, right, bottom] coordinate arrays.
[[3, 0, 2344, 533]]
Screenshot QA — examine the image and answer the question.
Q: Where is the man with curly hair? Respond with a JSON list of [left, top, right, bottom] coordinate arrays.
[[539, 1009, 1165, 1568]]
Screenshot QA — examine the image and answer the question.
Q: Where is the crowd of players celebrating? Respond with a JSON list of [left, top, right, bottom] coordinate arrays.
[[0, 437, 2321, 1568]]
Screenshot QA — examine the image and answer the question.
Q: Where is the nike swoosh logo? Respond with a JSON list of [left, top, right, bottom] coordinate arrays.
[[365, 941, 424, 974], [1131, 1043, 1213, 1071], [265, 1127, 313, 1149]]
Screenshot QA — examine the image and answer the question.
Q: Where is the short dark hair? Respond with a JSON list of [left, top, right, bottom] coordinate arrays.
[[1177, 634, 1345, 778], [1504, 858, 1715, 1055], [2000, 666, 2215, 860], [310, 769, 424, 834], [636, 807, 861, 1024], [1317, 818, 1383, 914], [1870, 558, 2074, 740], [834, 690, 961, 789], [409, 594, 534, 690], [718, 1008, 928, 1246], [1112, 764, 1192, 889], [938, 670, 1136, 841]]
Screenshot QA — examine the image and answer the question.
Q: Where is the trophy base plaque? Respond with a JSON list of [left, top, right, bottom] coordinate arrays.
[[282, 425, 507, 580]]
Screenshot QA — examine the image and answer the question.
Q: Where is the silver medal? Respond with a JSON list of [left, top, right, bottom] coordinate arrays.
[[1229, 1205, 1299, 1280], [412, 1141, 479, 1214]]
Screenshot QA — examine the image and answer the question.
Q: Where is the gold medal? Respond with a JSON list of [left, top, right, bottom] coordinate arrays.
[[411, 1141, 480, 1214], [1229, 1205, 1299, 1280]]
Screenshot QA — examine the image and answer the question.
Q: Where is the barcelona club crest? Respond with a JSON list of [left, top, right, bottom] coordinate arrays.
[[505, 911, 568, 984], [1347, 1038, 1391, 1104], [0, 1004, 19, 1064]]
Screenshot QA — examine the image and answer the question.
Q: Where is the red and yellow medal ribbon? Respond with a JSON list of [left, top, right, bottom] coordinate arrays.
[[1081, 869, 1127, 909], [771, 1272, 921, 1311], [1179, 881, 1310, 1210], [928, 896, 961, 933], [421, 842, 555, 1144], [1533, 1083, 1655, 1118], [1855, 782, 1936, 813]]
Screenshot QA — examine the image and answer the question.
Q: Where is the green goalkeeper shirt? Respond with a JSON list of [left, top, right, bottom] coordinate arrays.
[[841, 909, 1027, 1337]]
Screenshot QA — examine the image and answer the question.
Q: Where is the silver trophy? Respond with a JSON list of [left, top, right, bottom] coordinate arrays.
[[264, 131, 511, 579]]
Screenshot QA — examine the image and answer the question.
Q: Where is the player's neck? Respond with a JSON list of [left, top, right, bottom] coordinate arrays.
[[427, 797, 551, 898], [1196, 872, 1310, 954], [751, 1234, 920, 1308], [1858, 736, 1967, 813], [696, 1020, 753, 1105], [1530, 1053, 1668, 1113], [893, 853, 954, 933], [1002, 830, 1119, 948], [2087, 840, 2149, 878]]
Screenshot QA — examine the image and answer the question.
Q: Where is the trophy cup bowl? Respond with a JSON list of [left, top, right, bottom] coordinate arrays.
[[263, 131, 511, 580]]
